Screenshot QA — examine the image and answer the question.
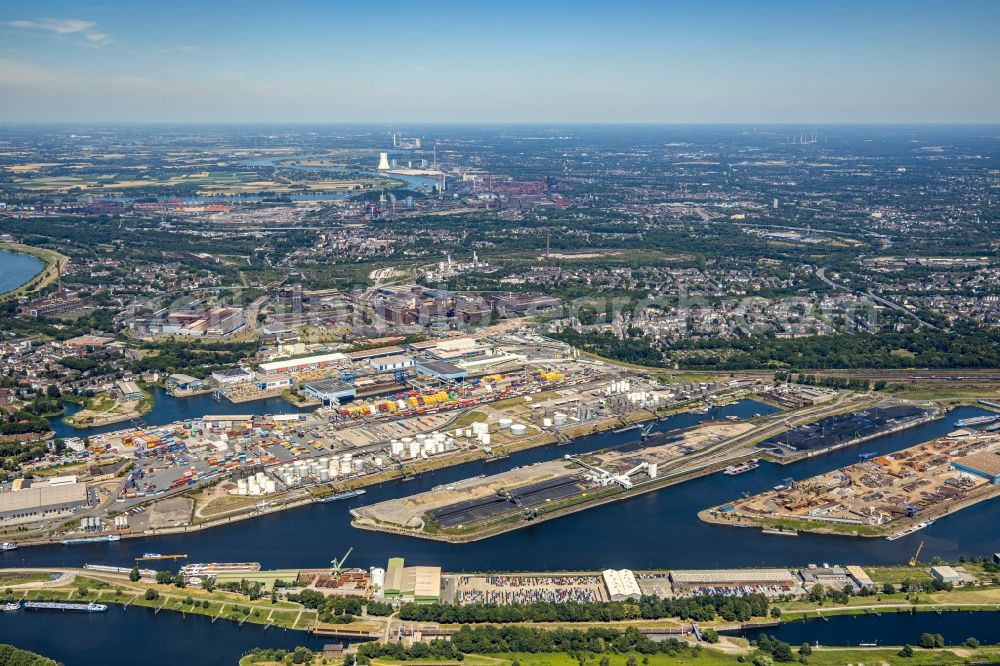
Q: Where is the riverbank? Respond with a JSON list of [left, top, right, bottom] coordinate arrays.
[[62, 389, 153, 429], [0, 242, 69, 300]]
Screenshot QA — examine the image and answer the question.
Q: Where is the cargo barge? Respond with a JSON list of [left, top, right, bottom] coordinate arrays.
[[23, 602, 107, 613], [60, 535, 121, 545], [954, 415, 1000, 427], [317, 489, 367, 503], [886, 519, 935, 541]]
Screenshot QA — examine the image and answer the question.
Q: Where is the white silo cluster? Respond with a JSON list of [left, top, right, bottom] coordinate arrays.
[[623, 390, 666, 410], [235, 471, 277, 496], [604, 380, 633, 396], [390, 433, 457, 460]]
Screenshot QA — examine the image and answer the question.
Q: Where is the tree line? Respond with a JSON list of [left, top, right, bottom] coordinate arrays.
[[398, 593, 769, 624]]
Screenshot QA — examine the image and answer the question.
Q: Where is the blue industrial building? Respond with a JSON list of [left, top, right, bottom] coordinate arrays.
[[950, 452, 1000, 484], [303, 379, 357, 406]]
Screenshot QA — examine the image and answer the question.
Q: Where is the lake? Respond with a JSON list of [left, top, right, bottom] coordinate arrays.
[[0, 249, 43, 295]]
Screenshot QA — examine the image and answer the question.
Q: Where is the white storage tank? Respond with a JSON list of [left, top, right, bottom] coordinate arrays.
[[543, 417, 553, 427], [480, 433, 491, 446], [510, 423, 527, 436], [374, 456, 384, 467], [370, 567, 386, 590], [498, 418, 513, 430]]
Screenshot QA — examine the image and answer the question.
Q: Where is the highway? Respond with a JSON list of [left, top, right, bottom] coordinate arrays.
[[817, 267, 940, 331]]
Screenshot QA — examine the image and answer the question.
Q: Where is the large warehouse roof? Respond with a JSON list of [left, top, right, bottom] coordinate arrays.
[[602, 569, 642, 599], [952, 450, 1000, 478], [0, 483, 88, 513], [407, 566, 442, 600], [669, 568, 796, 584], [258, 352, 348, 373]]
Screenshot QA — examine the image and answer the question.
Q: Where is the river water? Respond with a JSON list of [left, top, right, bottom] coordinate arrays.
[[5, 393, 1000, 658], [11, 400, 999, 573], [738, 609, 1000, 647], [0, 249, 43, 295], [0, 604, 997, 664], [0, 605, 329, 666]]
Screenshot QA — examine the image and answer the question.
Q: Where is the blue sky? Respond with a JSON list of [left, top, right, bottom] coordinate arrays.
[[1, 0, 998, 123]]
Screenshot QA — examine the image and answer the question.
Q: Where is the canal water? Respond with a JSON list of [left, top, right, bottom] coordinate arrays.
[[737, 609, 1000, 647], [49, 388, 313, 440], [0, 249, 43, 295], [1, 605, 998, 663], [0, 605, 329, 666], [11, 401, 1000, 573]]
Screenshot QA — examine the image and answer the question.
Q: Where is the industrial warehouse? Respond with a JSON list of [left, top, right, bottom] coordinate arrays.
[[0, 477, 89, 526]]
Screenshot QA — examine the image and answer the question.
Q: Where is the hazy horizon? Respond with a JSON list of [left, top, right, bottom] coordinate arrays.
[[1, 0, 999, 124]]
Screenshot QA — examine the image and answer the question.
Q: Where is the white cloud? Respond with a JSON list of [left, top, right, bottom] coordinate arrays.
[[7, 18, 95, 34], [85, 32, 113, 46], [6, 17, 113, 46]]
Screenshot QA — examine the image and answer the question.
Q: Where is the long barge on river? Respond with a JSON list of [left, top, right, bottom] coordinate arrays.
[[24, 601, 107, 612]]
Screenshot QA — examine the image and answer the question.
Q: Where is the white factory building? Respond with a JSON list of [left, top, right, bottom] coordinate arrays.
[[602, 568, 642, 601], [257, 352, 348, 375]]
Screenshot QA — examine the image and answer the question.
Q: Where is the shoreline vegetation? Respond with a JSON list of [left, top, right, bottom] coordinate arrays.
[[62, 388, 154, 429], [4, 563, 1000, 666]]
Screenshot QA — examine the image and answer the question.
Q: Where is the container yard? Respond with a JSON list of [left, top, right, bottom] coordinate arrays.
[[8, 332, 771, 543], [704, 430, 1000, 537]]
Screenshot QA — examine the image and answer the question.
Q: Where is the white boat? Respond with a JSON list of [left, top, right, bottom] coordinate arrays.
[[723, 459, 760, 476], [0, 542, 17, 551], [885, 519, 935, 541], [1, 602, 19, 611]]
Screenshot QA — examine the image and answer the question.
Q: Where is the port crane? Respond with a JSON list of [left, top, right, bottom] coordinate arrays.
[[331, 547, 353, 577], [908, 540, 924, 567]]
